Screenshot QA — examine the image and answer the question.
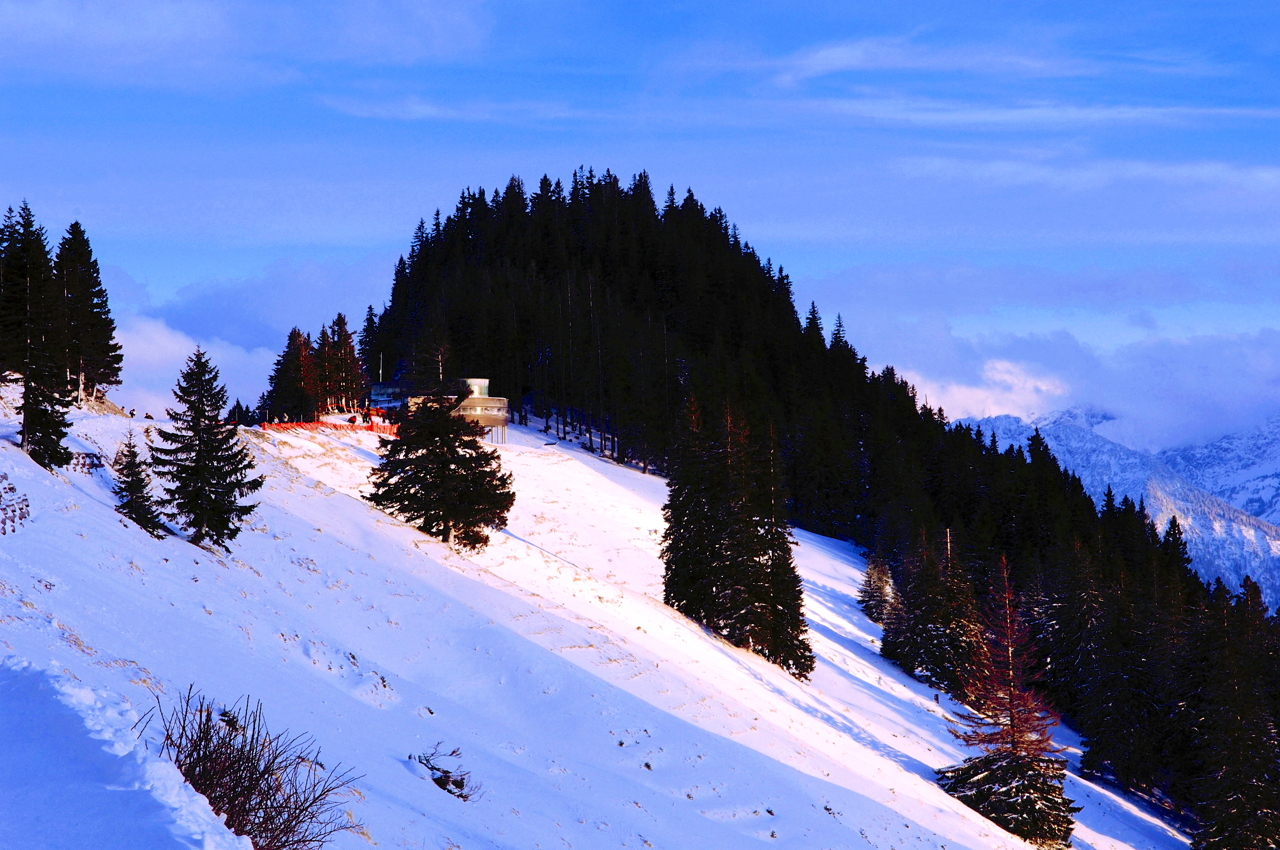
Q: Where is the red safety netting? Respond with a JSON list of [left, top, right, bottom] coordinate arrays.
[[259, 422, 399, 437]]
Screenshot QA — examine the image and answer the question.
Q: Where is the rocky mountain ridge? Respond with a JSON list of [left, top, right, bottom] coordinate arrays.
[[964, 410, 1280, 605]]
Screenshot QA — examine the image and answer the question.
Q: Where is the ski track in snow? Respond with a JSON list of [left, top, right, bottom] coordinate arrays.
[[0, 396, 1188, 849]]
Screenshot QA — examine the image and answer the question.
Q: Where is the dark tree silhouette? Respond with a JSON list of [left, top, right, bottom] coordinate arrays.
[[112, 431, 166, 538], [936, 559, 1078, 849], [7, 203, 72, 469], [265, 328, 317, 422], [366, 385, 514, 550], [152, 349, 263, 549], [856, 558, 895, 625], [54, 221, 121, 401], [662, 399, 814, 678]]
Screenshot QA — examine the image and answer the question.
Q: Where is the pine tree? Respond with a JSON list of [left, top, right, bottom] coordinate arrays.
[[936, 558, 1079, 848], [314, 324, 335, 413], [0, 207, 22, 375], [10, 203, 72, 469], [661, 398, 721, 628], [756, 425, 814, 678], [227, 399, 254, 426], [326, 313, 366, 411], [662, 399, 813, 678], [366, 385, 514, 550], [357, 305, 381, 382], [264, 328, 317, 422], [857, 558, 895, 624], [152, 349, 263, 549], [54, 222, 121, 401], [112, 431, 166, 538], [1190, 578, 1280, 850]]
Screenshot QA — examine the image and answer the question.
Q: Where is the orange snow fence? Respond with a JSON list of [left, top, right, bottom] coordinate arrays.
[[260, 422, 399, 437]]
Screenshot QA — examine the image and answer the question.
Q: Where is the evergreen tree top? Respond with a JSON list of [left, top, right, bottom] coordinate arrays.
[[152, 348, 262, 549]]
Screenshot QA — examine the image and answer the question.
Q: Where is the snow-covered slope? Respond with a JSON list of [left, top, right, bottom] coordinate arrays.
[[1159, 416, 1280, 527], [966, 411, 1280, 605], [0, 400, 1186, 849]]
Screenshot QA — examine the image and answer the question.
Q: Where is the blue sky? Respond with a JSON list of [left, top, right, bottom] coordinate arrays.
[[3, 1, 1280, 449]]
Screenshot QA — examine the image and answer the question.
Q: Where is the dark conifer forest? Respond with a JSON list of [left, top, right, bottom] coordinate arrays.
[[361, 168, 1280, 844], [261, 314, 367, 423], [0, 203, 121, 468]]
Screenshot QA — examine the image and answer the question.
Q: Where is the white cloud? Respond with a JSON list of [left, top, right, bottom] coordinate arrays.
[[816, 96, 1280, 129], [778, 37, 1098, 85], [112, 314, 275, 417], [0, 0, 491, 82], [898, 156, 1280, 192], [321, 95, 466, 121], [0, 0, 230, 71], [903, 359, 1070, 422]]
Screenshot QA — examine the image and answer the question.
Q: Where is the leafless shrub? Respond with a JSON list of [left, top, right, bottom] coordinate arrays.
[[411, 744, 483, 801], [145, 687, 362, 850]]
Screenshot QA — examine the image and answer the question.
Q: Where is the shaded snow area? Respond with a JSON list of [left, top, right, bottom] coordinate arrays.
[[969, 411, 1280, 606], [0, 664, 249, 850], [0, 398, 1188, 850]]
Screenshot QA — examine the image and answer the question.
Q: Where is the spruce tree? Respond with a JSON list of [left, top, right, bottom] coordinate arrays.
[[0, 207, 22, 374], [366, 385, 514, 550], [227, 399, 254, 426], [662, 399, 813, 678], [112, 431, 166, 538], [1190, 578, 1280, 850], [264, 328, 317, 421], [857, 558, 894, 624], [1161, 515, 1193, 575], [757, 427, 814, 678], [152, 349, 263, 549], [358, 304, 381, 382], [327, 313, 366, 411], [712, 408, 777, 655], [661, 398, 721, 628], [54, 222, 121, 401], [936, 559, 1079, 849], [314, 324, 335, 413], [10, 203, 72, 469]]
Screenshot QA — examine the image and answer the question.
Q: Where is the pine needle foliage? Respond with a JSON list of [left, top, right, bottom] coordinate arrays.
[[7, 203, 73, 469], [2, 205, 121, 467], [857, 558, 894, 624], [55, 221, 121, 400], [1187, 578, 1280, 850], [662, 399, 815, 678], [936, 558, 1079, 848], [152, 349, 263, 549], [112, 431, 166, 538], [367, 386, 514, 550]]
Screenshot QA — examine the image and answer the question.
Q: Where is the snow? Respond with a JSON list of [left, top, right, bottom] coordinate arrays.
[[0, 390, 1188, 849], [0, 661, 251, 850]]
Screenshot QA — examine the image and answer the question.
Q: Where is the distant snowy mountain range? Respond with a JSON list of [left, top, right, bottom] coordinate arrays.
[[964, 409, 1280, 606]]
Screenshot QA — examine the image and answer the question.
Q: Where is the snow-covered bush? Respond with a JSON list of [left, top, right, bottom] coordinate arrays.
[[149, 687, 361, 850]]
